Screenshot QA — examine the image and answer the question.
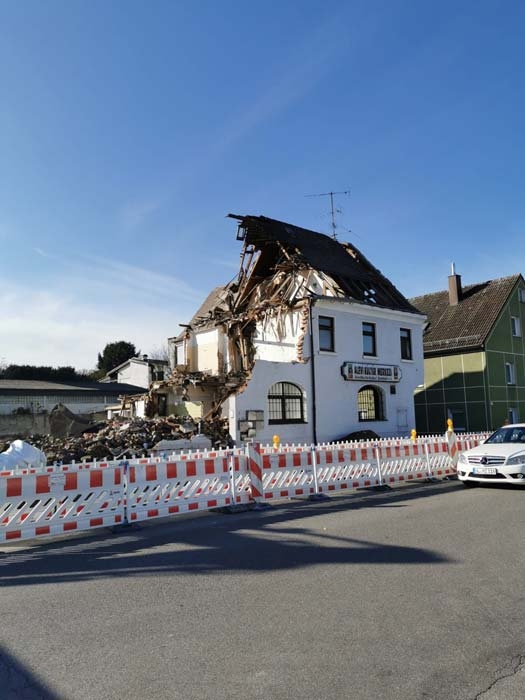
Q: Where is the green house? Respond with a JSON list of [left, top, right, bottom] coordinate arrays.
[[410, 270, 525, 434]]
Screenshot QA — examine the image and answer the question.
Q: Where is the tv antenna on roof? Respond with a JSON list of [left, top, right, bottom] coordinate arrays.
[[305, 189, 351, 240]]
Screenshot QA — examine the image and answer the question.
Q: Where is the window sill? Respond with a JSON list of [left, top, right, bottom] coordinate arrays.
[[268, 420, 307, 425]]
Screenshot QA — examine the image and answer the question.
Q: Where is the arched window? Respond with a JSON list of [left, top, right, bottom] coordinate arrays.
[[268, 382, 305, 424], [358, 385, 385, 421]]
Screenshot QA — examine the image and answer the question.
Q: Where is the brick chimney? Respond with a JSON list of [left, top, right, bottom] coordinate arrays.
[[448, 262, 462, 306]]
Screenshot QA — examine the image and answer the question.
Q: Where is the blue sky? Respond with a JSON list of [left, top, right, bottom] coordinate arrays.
[[1, 0, 524, 370]]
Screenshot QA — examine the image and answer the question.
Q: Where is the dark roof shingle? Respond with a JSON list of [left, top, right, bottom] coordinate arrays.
[[410, 274, 521, 354], [0, 380, 145, 395]]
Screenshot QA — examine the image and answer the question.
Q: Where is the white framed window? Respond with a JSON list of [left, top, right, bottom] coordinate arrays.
[[511, 316, 521, 337], [268, 382, 306, 424], [362, 322, 377, 356], [400, 328, 412, 360], [505, 362, 516, 385], [319, 316, 335, 352]]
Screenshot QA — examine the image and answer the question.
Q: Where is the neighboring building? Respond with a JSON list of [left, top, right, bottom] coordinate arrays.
[[0, 379, 145, 417], [410, 269, 525, 434], [160, 214, 426, 443], [100, 355, 169, 389]]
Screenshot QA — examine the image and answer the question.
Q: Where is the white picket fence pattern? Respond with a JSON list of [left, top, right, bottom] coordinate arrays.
[[0, 464, 124, 542], [126, 454, 252, 523], [0, 432, 490, 543]]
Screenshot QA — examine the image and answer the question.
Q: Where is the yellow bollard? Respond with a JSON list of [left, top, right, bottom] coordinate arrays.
[[272, 434, 280, 449], [447, 418, 453, 432], [410, 428, 417, 441]]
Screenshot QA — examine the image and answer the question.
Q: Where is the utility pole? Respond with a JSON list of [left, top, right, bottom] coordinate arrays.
[[305, 189, 350, 240]]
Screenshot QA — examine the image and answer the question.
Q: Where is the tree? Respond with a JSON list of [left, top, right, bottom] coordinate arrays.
[[147, 343, 169, 362], [97, 341, 138, 374], [0, 364, 81, 381]]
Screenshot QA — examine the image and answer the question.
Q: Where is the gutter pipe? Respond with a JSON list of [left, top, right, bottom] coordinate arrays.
[[309, 300, 318, 445]]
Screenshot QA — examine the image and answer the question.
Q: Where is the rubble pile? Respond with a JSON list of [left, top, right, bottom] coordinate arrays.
[[1, 416, 233, 465]]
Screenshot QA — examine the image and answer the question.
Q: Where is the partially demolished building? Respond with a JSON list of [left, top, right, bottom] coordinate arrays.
[[154, 214, 426, 443]]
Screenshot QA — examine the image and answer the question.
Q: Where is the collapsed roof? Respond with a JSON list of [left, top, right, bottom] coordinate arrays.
[[229, 214, 419, 312], [175, 214, 420, 343], [145, 214, 422, 419]]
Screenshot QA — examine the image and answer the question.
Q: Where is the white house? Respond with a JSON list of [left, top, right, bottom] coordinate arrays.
[[165, 214, 426, 443], [101, 355, 169, 389]]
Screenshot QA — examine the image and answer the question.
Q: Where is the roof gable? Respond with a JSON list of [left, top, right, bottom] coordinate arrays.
[[172, 285, 231, 341], [105, 356, 169, 378], [410, 274, 522, 354]]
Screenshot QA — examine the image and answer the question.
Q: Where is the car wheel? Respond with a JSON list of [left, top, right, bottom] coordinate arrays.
[[461, 479, 478, 488]]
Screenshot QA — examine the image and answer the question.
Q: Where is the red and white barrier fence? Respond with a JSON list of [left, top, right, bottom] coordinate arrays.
[[126, 453, 251, 523], [0, 431, 490, 543], [247, 443, 318, 501], [314, 445, 381, 494], [0, 464, 124, 542]]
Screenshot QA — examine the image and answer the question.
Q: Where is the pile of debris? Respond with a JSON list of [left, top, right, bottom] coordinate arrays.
[[0, 415, 233, 466]]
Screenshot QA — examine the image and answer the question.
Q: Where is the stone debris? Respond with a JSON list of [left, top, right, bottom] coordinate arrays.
[[49, 403, 92, 439], [1, 415, 233, 465]]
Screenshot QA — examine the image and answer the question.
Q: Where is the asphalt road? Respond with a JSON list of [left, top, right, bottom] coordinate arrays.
[[0, 480, 524, 700]]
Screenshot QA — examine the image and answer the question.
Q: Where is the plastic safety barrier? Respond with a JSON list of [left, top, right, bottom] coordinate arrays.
[[378, 441, 453, 484], [0, 465, 124, 542], [248, 444, 318, 501], [126, 453, 252, 522], [313, 445, 382, 494], [0, 431, 492, 544]]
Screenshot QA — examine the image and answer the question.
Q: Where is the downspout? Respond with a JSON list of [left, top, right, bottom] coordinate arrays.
[[308, 299, 318, 445]]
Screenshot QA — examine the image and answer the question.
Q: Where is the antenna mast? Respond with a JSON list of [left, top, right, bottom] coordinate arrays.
[[305, 189, 351, 240]]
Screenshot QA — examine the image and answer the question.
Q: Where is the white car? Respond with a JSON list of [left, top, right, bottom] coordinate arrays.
[[457, 423, 525, 486]]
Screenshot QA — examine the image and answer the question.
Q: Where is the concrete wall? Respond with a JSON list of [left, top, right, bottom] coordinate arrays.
[[414, 352, 488, 434], [0, 395, 120, 416], [0, 414, 49, 438]]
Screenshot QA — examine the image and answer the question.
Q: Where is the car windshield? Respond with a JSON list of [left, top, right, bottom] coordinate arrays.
[[485, 427, 525, 444]]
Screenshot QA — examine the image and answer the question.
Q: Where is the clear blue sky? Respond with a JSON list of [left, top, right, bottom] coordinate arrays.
[[1, 0, 524, 370]]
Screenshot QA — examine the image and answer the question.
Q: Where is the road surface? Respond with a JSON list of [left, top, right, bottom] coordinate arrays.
[[1, 480, 524, 699]]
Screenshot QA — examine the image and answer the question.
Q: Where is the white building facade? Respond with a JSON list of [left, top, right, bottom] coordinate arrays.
[[225, 298, 425, 444]]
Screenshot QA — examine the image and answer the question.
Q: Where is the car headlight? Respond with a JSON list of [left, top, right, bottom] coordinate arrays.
[[458, 453, 468, 464], [506, 455, 525, 465]]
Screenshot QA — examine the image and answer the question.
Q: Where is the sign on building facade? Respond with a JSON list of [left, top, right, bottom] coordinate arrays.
[[341, 362, 402, 382]]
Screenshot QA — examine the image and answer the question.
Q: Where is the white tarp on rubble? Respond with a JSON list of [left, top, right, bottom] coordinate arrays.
[[0, 439, 47, 470]]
